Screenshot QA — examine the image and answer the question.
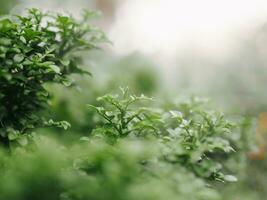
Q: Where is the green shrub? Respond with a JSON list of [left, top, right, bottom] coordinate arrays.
[[0, 8, 106, 147], [88, 87, 162, 139], [0, 136, 221, 200], [0, 7, 244, 200], [43, 53, 160, 136], [89, 89, 237, 183]]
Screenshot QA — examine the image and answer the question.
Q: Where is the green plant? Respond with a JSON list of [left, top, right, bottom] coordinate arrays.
[[0, 8, 107, 147], [43, 53, 160, 137], [89, 89, 237, 183], [0, 6, 249, 200], [0, 136, 221, 200], [88, 87, 162, 139]]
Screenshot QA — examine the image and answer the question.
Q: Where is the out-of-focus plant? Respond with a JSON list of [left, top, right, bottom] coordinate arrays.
[[0, 136, 222, 200], [220, 115, 267, 200], [0, 8, 107, 147], [0, 0, 16, 15]]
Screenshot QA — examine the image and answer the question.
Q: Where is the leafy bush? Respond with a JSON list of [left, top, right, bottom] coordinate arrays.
[[0, 136, 221, 200], [89, 89, 237, 183], [88, 87, 161, 139], [0, 8, 106, 147], [43, 53, 160, 136], [0, 83, 238, 200], [0, 7, 249, 200]]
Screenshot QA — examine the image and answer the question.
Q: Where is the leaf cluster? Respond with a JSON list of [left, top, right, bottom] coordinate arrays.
[[0, 8, 106, 147], [88, 87, 162, 139], [89, 89, 237, 183], [0, 137, 221, 200]]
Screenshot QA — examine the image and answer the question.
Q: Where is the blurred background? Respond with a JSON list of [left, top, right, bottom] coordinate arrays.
[[3, 0, 267, 114], [1, 0, 267, 199]]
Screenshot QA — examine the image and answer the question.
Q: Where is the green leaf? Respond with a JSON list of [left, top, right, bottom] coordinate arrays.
[[13, 54, 24, 63], [20, 36, 27, 44], [7, 128, 20, 140], [224, 175, 238, 182], [0, 38, 11, 46], [48, 65, 61, 74]]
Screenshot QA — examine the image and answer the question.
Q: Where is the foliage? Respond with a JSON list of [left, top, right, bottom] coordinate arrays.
[[0, 136, 221, 200], [0, 8, 106, 147], [0, 0, 16, 15], [1, 6, 262, 200], [89, 89, 237, 183], [43, 53, 160, 136], [0, 82, 239, 200], [88, 87, 162, 139]]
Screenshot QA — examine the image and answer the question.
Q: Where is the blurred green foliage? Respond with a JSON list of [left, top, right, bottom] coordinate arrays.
[[0, 0, 16, 15], [0, 4, 267, 200], [0, 135, 228, 200]]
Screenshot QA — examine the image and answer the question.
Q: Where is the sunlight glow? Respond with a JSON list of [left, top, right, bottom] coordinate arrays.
[[110, 0, 267, 59]]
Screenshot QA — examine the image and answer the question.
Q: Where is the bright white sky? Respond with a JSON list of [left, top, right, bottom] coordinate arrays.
[[109, 0, 267, 60]]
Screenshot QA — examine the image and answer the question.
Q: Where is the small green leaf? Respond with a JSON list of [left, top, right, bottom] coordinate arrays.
[[7, 128, 20, 140], [20, 36, 27, 44], [48, 65, 61, 74], [224, 175, 238, 182], [60, 59, 70, 66], [13, 54, 24, 63], [0, 38, 11, 46]]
